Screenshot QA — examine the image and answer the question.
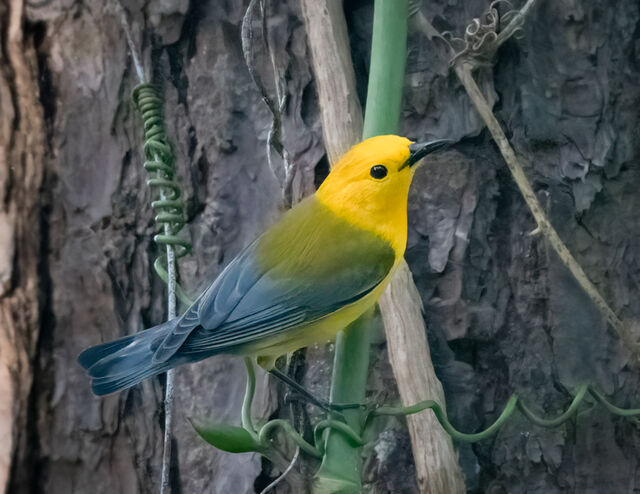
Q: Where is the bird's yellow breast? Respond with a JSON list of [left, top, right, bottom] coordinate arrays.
[[315, 188, 409, 255]]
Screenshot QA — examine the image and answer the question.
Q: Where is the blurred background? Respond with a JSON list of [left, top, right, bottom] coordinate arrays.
[[1, 0, 639, 492]]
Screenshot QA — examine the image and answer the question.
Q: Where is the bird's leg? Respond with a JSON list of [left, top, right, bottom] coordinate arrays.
[[269, 368, 338, 413], [269, 369, 365, 413]]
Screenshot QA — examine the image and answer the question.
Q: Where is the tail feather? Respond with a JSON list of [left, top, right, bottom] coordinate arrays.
[[77, 333, 137, 370], [90, 360, 173, 395], [78, 319, 179, 396]]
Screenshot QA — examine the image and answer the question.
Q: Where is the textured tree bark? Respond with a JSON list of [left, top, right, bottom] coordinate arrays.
[[4, 1, 320, 493], [0, 0, 46, 491], [3, 0, 640, 493]]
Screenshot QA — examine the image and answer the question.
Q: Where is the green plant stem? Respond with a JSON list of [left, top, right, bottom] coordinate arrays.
[[362, 0, 409, 138], [314, 1, 408, 491], [374, 395, 518, 442], [589, 388, 640, 417], [314, 314, 373, 492], [242, 357, 258, 437], [313, 419, 365, 452], [259, 419, 322, 458], [517, 385, 587, 427], [369, 384, 640, 442]]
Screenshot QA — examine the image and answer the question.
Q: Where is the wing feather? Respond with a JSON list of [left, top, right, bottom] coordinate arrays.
[[152, 197, 396, 361]]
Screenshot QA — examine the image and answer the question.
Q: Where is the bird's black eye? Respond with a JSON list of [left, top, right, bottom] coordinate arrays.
[[370, 165, 388, 179]]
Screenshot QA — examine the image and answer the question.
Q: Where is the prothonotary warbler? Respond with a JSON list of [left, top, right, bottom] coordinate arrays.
[[78, 135, 450, 395]]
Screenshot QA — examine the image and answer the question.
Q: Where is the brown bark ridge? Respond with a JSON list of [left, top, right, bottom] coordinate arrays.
[[0, 0, 46, 492]]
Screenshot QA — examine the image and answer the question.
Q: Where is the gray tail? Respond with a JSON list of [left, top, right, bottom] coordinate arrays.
[[78, 320, 178, 396]]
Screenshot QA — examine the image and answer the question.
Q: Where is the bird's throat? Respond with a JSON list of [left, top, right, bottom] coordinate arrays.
[[315, 190, 408, 257]]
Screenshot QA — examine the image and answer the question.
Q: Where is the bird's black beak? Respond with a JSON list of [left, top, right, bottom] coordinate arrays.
[[403, 139, 453, 169]]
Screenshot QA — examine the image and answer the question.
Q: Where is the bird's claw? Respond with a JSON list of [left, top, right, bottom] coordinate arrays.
[[284, 391, 368, 413]]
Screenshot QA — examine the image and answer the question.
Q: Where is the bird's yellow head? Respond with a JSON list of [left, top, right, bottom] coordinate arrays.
[[316, 135, 449, 253]]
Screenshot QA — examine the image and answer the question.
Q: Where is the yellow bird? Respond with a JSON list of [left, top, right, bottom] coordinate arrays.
[[78, 135, 449, 395]]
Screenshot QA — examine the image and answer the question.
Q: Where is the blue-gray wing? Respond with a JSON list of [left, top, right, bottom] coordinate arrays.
[[152, 198, 396, 362], [151, 244, 261, 362]]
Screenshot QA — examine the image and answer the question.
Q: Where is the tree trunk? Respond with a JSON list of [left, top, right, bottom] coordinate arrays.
[[2, 0, 640, 493], [0, 1, 46, 491]]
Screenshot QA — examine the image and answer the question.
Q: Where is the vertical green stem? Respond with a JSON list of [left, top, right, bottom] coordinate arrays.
[[362, 0, 408, 139], [242, 357, 257, 437], [314, 1, 408, 492], [314, 312, 374, 493]]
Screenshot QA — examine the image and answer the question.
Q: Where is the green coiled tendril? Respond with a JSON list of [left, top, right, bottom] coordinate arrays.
[[195, 359, 640, 461], [132, 83, 193, 306], [369, 383, 640, 442], [257, 383, 640, 453]]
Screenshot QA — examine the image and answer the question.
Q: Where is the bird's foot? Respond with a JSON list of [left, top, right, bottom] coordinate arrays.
[[283, 390, 368, 414], [270, 368, 369, 416]]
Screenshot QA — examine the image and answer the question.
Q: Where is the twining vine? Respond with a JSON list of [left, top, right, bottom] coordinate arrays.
[[194, 359, 640, 456], [131, 84, 193, 306], [115, 3, 193, 493]]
